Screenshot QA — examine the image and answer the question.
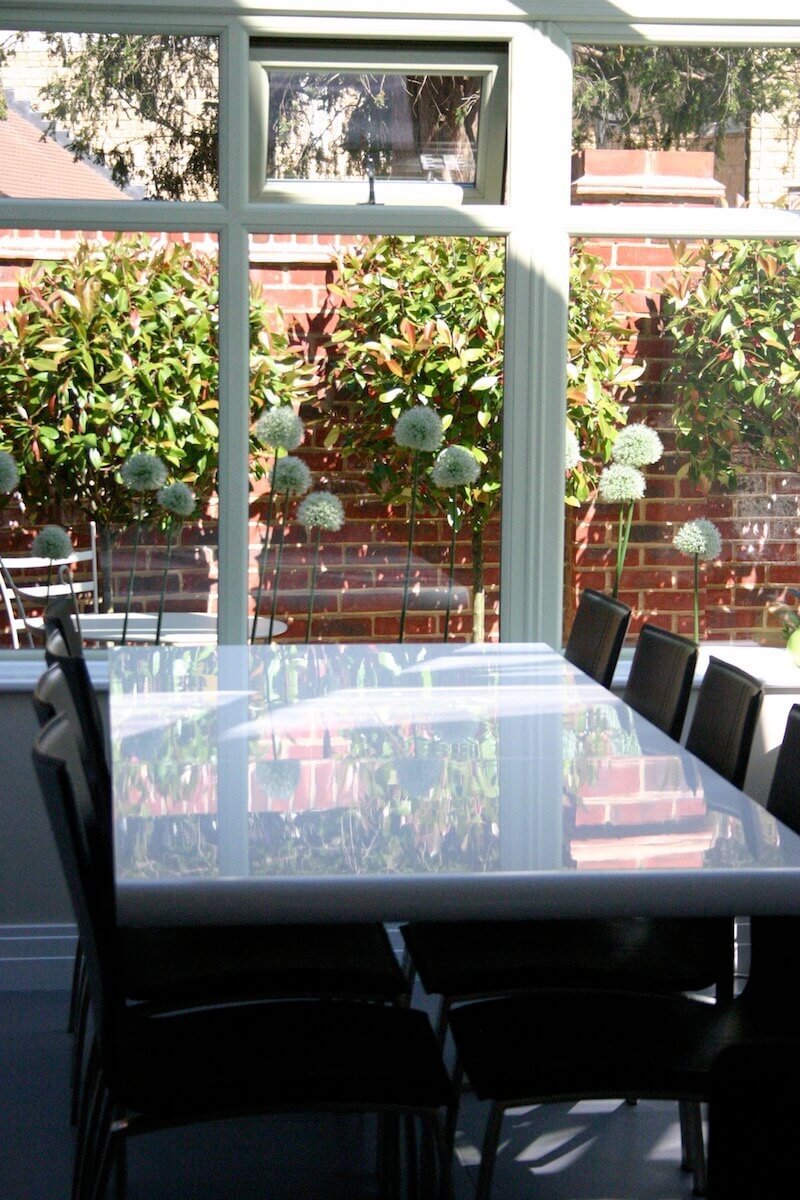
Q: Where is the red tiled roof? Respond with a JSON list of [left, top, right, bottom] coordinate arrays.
[[0, 108, 127, 199]]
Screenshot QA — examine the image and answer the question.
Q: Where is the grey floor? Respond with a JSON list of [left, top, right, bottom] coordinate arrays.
[[0, 987, 700, 1200]]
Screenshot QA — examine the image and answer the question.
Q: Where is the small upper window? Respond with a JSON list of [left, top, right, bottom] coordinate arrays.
[[249, 41, 507, 205]]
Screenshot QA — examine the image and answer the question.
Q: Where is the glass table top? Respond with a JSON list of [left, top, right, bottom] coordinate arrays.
[[109, 643, 800, 924]]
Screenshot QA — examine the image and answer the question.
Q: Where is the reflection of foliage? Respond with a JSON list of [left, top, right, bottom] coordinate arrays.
[[268, 71, 481, 182], [573, 45, 800, 157]]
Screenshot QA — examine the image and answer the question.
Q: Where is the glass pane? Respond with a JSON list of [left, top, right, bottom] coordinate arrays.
[[265, 71, 482, 184], [566, 233, 800, 645], [248, 233, 504, 644], [0, 229, 219, 646], [572, 45, 800, 211], [0, 31, 218, 200]]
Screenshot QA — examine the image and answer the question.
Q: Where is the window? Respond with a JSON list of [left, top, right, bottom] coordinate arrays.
[[1, 7, 800, 654], [248, 41, 507, 204]]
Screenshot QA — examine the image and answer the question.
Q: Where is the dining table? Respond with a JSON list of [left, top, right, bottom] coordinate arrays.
[[110, 641, 800, 929], [32, 610, 287, 645]]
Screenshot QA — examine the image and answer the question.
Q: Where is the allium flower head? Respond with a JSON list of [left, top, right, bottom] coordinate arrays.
[[297, 490, 345, 532], [597, 463, 646, 505], [256, 406, 304, 451], [0, 451, 19, 494], [121, 452, 168, 492], [564, 428, 581, 472], [255, 758, 301, 801], [273, 455, 312, 496], [158, 481, 195, 519], [611, 423, 664, 467], [393, 406, 444, 453], [32, 525, 73, 560], [395, 756, 442, 797], [431, 445, 480, 489], [674, 518, 722, 561]]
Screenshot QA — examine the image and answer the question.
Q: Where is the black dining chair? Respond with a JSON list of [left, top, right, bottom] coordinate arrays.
[[622, 622, 697, 741], [440, 662, 781, 1200], [563, 586, 631, 688], [33, 712, 455, 1200], [707, 1037, 800, 1199], [34, 651, 412, 1124]]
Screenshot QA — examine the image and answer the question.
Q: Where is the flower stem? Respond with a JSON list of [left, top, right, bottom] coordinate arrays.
[[613, 502, 634, 599], [268, 493, 288, 641], [251, 457, 278, 643], [443, 492, 458, 643], [304, 529, 321, 645], [154, 519, 174, 646], [399, 451, 420, 644], [121, 498, 144, 646], [693, 553, 700, 644]]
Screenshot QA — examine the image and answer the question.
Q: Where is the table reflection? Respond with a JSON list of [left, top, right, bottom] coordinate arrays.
[[110, 643, 788, 886]]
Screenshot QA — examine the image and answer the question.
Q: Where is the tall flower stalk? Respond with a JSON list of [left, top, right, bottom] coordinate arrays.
[[597, 423, 663, 598], [297, 491, 345, 643], [251, 407, 305, 643], [267, 455, 312, 641], [393, 406, 444, 643], [674, 518, 722, 642], [120, 452, 167, 645], [431, 446, 480, 642], [154, 481, 195, 645]]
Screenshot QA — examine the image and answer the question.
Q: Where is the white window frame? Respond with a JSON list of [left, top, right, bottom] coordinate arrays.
[[0, 4, 799, 662], [248, 42, 508, 205]]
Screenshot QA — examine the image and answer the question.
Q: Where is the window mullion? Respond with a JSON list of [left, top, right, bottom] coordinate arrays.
[[216, 19, 250, 644]]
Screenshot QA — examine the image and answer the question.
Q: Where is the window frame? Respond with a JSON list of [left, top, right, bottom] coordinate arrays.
[[248, 41, 508, 205], [0, 5, 799, 659]]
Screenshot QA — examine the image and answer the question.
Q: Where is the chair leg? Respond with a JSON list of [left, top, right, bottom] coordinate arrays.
[[475, 1103, 505, 1200], [70, 972, 90, 1125], [679, 1100, 707, 1196], [67, 940, 84, 1034]]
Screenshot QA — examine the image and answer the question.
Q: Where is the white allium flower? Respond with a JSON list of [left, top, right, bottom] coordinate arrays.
[[31, 525, 73, 560], [157, 481, 195, 518], [273, 456, 312, 496], [297, 490, 345, 532], [256, 406, 304, 451], [564, 428, 581, 472], [0, 451, 19, 494], [431, 445, 480, 489], [597, 463, 646, 505], [121, 452, 168, 492], [393, 406, 444, 453], [611, 423, 664, 467], [674, 518, 722, 561]]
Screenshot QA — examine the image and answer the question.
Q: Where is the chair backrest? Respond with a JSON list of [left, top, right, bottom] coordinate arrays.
[[44, 595, 86, 660], [564, 588, 631, 689], [40, 630, 110, 798], [765, 702, 800, 835], [684, 657, 763, 789], [0, 522, 99, 647], [32, 712, 115, 1047], [621, 623, 698, 741]]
